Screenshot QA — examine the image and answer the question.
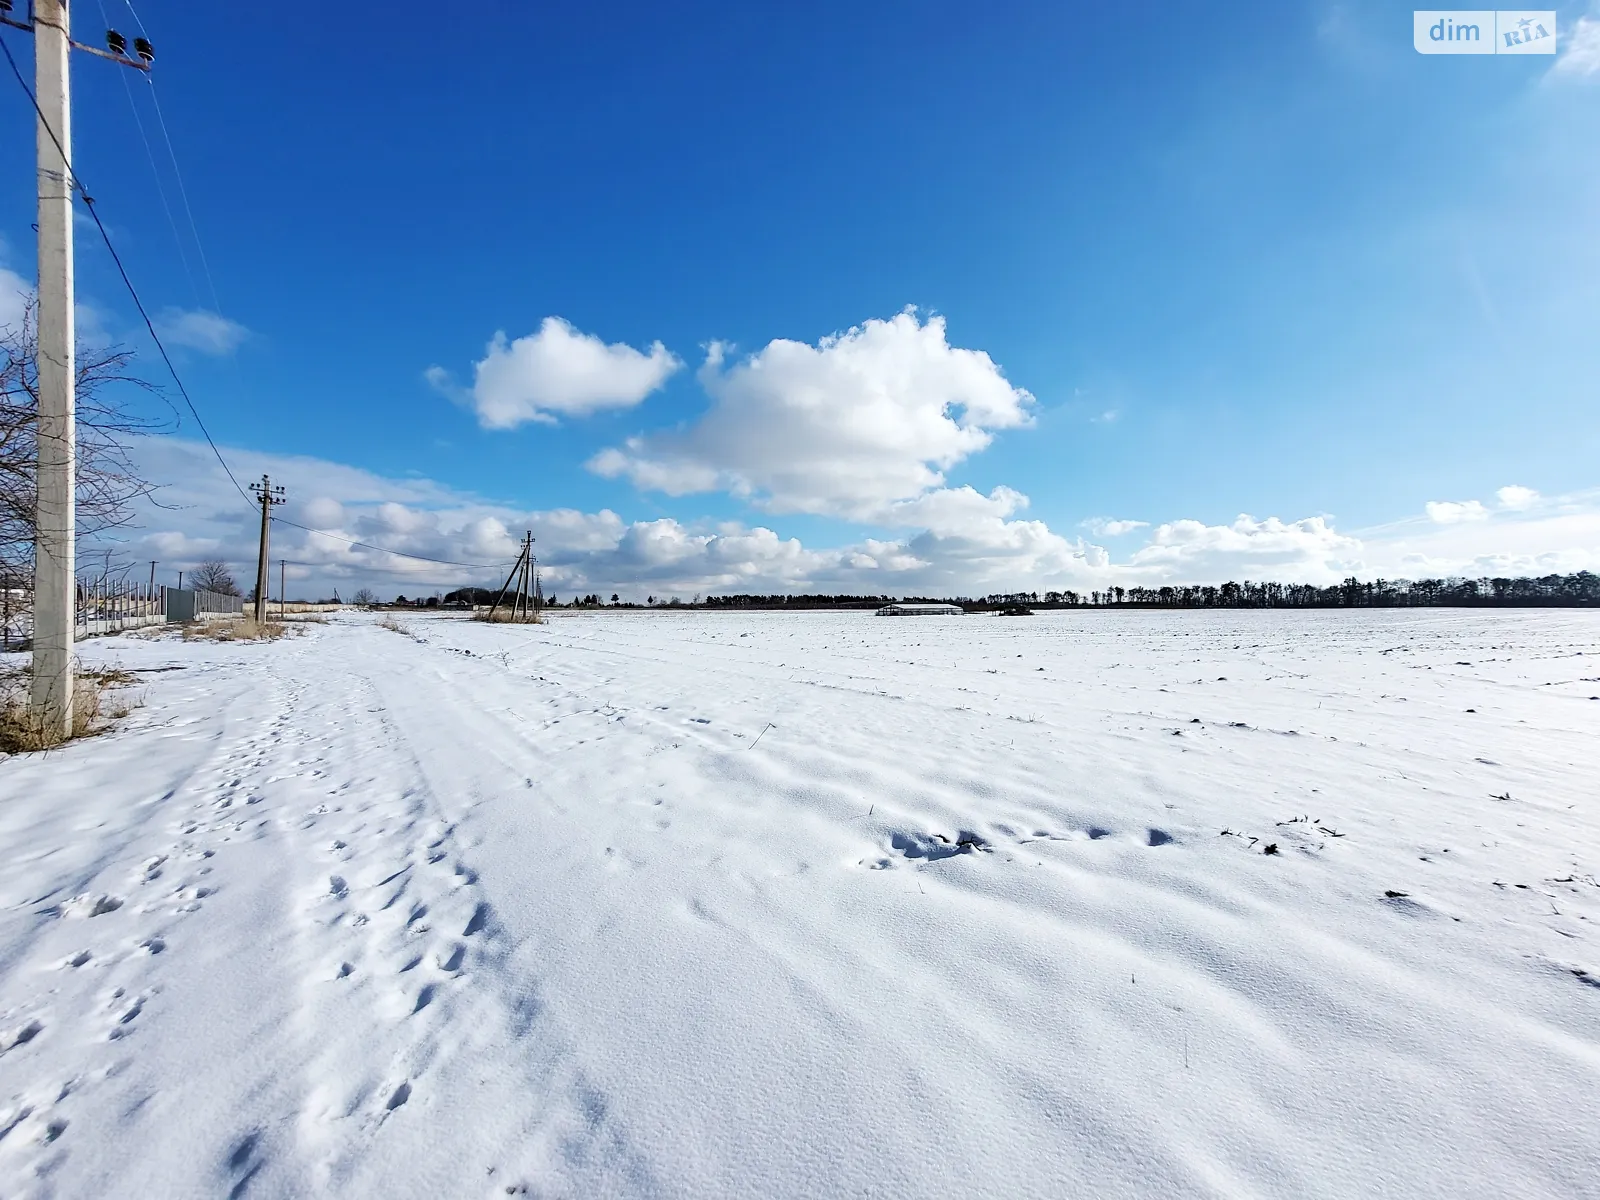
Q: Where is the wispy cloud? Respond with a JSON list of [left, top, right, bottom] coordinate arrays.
[[1552, 15, 1600, 77], [1425, 499, 1489, 524], [155, 308, 250, 355], [1081, 518, 1149, 537]]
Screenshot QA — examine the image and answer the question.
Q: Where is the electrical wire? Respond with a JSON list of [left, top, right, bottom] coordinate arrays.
[[0, 29, 254, 509], [5, 24, 510, 580], [271, 518, 517, 570], [117, 0, 221, 314], [94, 0, 200, 308], [140, 83, 222, 315]]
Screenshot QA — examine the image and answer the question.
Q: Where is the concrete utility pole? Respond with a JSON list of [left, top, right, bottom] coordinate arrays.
[[279, 559, 285, 620], [6, 0, 154, 735], [250, 475, 285, 623], [29, 0, 75, 738]]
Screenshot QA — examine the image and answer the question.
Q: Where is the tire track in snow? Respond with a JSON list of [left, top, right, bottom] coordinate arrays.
[[336, 625, 666, 1196]]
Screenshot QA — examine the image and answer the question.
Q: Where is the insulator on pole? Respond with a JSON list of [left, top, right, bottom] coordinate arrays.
[[133, 36, 154, 64], [107, 30, 127, 56]]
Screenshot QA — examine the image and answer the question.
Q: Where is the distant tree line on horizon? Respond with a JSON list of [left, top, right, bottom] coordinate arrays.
[[699, 571, 1598, 610], [374, 571, 1600, 611]]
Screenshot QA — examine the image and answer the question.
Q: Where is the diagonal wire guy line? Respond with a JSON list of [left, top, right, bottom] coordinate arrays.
[[0, 30, 254, 509]]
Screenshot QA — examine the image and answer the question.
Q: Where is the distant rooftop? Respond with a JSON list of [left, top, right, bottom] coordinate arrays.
[[875, 602, 964, 616]]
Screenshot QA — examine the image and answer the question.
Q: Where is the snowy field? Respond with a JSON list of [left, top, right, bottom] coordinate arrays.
[[2, 608, 1598, 1199]]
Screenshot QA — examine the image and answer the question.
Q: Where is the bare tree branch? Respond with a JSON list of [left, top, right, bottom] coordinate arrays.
[[0, 298, 170, 587]]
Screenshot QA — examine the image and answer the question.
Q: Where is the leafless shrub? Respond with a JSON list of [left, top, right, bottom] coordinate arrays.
[[1, 299, 168, 590]]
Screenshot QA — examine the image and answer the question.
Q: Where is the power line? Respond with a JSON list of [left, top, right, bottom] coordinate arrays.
[[271, 517, 517, 570], [0, 30, 254, 510], [141, 76, 222, 315], [113, 1, 217, 315], [94, 0, 201, 308]]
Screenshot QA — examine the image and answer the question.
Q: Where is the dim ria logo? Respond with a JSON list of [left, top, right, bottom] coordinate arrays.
[[1414, 11, 1555, 54]]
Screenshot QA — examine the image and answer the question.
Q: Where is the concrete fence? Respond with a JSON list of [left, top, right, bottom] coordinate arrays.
[[162, 587, 244, 624], [0, 582, 248, 649]]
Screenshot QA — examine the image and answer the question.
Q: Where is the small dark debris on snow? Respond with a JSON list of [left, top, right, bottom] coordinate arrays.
[[1384, 890, 1409, 899], [1262, 843, 1279, 855]]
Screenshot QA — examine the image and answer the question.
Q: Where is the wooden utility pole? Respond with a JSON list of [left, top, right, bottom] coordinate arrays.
[[516, 535, 531, 621], [250, 475, 285, 623], [487, 532, 537, 622], [7, 2, 154, 735]]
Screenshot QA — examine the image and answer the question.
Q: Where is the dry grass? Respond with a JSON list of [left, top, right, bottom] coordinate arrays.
[[472, 607, 542, 624], [376, 615, 409, 634], [0, 665, 142, 753], [181, 618, 293, 642]]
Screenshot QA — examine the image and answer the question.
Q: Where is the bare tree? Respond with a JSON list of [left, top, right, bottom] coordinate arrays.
[[351, 587, 378, 606], [190, 559, 238, 596], [1, 298, 166, 587]]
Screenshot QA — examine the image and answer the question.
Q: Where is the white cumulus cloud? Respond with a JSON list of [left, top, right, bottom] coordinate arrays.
[[1426, 500, 1490, 524], [99, 440, 1600, 604], [432, 317, 681, 429], [1125, 515, 1363, 586], [589, 310, 1035, 520], [1495, 485, 1539, 511]]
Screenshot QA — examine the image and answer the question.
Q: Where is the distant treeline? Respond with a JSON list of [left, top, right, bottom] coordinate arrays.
[[703, 572, 1599, 610], [429, 571, 1598, 612]]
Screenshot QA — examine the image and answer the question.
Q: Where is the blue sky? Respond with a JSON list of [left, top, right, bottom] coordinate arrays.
[[2, 1, 1598, 597]]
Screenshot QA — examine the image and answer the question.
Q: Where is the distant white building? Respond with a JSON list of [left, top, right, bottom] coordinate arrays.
[[875, 602, 964, 616]]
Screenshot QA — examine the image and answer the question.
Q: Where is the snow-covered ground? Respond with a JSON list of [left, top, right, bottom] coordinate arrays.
[[2, 609, 1597, 1198]]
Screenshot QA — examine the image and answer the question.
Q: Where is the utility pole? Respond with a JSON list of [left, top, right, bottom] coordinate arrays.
[[148, 560, 157, 596], [487, 532, 536, 622], [28, 0, 75, 738], [250, 475, 285, 623], [5, 1, 153, 736], [279, 559, 285, 620]]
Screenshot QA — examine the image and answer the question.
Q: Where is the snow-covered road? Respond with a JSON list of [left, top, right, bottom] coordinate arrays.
[[2, 609, 1598, 1198]]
